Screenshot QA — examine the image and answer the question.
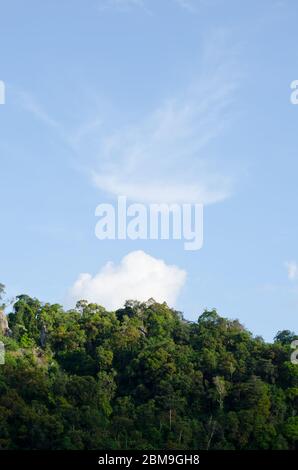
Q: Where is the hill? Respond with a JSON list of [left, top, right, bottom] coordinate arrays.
[[0, 295, 297, 450]]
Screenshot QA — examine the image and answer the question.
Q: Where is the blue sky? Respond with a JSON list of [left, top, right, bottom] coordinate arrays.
[[1, 0, 298, 340]]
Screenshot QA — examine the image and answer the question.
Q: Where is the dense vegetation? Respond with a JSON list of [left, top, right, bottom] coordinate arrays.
[[0, 287, 297, 450]]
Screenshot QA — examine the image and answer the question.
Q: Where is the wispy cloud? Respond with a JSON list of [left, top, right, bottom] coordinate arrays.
[[68, 117, 103, 151], [17, 33, 239, 206], [175, 0, 222, 11], [18, 91, 61, 130], [98, 0, 209, 14], [98, 0, 147, 13], [17, 90, 104, 155], [68, 250, 186, 309], [285, 261, 298, 281], [92, 45, 238, 204], [174, 0, 196, 12]]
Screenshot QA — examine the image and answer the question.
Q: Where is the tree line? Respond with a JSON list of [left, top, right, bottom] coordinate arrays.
[[0, 287, 297, 449]]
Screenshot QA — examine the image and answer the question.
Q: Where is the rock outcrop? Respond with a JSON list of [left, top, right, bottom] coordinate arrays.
[[0, 310, 9, 336]]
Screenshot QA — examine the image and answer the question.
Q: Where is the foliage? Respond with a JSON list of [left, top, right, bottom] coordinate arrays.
[[0, 295, 297, 450]]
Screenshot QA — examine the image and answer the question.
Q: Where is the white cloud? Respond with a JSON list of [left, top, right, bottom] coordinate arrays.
[[68, 250, 187, 309], [285, 261, 298, 281]]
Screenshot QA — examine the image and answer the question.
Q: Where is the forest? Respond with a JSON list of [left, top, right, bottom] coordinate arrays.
[[0, 284, 297, 450]]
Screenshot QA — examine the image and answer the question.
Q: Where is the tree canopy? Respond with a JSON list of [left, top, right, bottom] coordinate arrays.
[[0, 294, 297, 450]]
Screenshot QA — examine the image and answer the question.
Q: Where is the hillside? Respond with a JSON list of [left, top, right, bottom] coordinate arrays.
[[0, 295, 297, 450]]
